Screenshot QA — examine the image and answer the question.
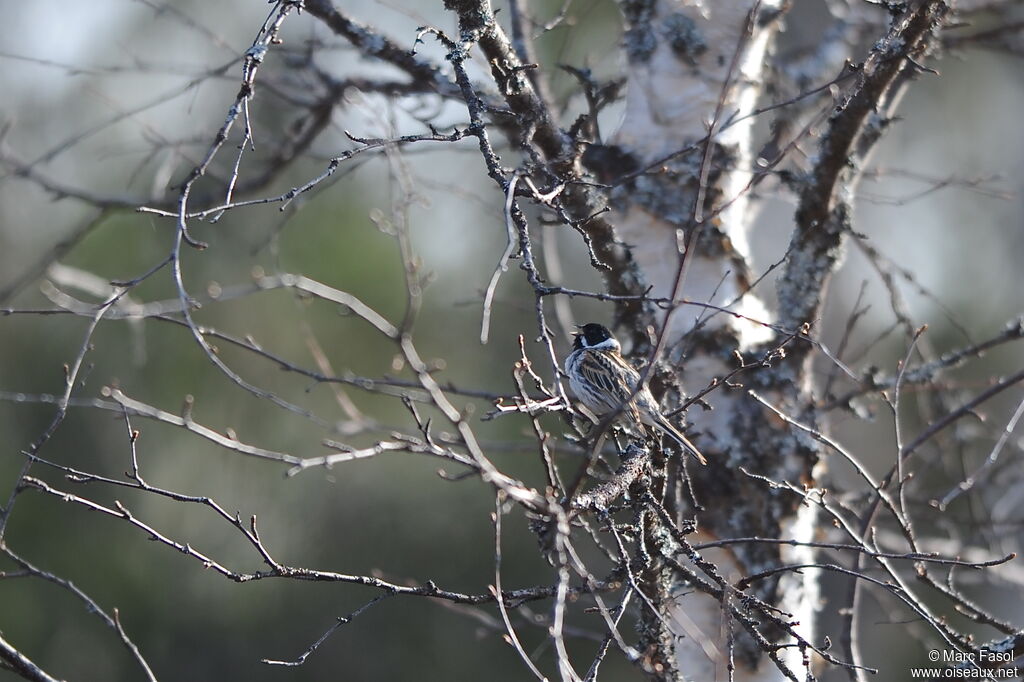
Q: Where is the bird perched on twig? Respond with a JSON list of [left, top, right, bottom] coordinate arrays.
[[564, 322, 706, 465]]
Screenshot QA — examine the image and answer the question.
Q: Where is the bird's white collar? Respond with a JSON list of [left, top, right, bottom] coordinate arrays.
[[582, 337, 620, 352]]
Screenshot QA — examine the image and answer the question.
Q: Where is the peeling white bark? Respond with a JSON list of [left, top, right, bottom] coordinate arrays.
[[613, 0, 775, 347]]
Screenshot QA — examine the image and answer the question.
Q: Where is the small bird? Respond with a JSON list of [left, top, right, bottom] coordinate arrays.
[[565, 323, 707, 465]]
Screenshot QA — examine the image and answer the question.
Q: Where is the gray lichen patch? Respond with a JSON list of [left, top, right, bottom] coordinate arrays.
[[662, 12, 707, 65], [776, 202, 851, 332], [620, 0, 658, 62], [610, 143, 738, 229]]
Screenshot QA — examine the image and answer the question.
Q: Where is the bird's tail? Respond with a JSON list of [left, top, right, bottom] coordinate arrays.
[[653, 417, 707, 466]]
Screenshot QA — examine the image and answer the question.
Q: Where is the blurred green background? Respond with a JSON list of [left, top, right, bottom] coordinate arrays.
[[1, 1, 1023, 680]]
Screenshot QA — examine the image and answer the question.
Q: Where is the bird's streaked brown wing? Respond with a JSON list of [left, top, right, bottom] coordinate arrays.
[[575, 351, 643, 423]]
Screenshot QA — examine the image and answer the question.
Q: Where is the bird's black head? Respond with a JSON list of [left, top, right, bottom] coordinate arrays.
[[573, 323, 617, 351]]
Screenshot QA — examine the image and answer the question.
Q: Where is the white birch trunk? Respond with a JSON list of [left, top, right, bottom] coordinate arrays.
[[610, 1, 818, 679]]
